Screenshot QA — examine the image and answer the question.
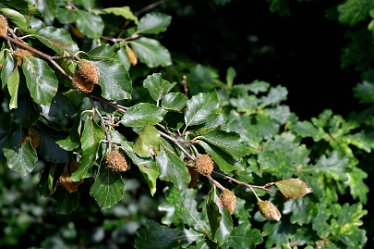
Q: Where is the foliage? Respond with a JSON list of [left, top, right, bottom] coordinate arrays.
[[0, 0, 371, 248]]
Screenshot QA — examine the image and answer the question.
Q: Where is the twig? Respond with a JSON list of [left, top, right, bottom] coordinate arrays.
[[158, 130, 195, 160], [6, 36, 73, 81], [213, 171, 274, 194], [90, 99, 113, 150], [135, 0, 170, 16], [89, 95, 127, 112], [207, 175, 225, 191]]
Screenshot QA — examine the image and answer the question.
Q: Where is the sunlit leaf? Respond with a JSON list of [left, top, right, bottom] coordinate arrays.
[[22, 56, 58, 106]]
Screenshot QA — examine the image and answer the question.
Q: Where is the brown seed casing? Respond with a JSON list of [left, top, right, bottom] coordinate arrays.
[[220, 189, 236, 214], [77, 59, 99, 85], [194, 154, 214, 176], [106, 151, 128, 172], [0, 14, 8, 38], [258, 200, 282, 221]]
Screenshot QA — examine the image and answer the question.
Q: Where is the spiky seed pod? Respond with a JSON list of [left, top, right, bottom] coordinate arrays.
[[28, 128, 40, 149], [58, 174, 83, 193], [72, 74, 95, 94], [188, 167, 200, 188], [258, 200, 282, 221], [0, 14, 8, 38], [106, 151, 128, 172], [77, 59, 99, 85], [126, 46, 138, 66], [219, 189, 236, 214], [58, 161, 83, 193], [194, 154, 214, 176], [14, 49, 33, 66]]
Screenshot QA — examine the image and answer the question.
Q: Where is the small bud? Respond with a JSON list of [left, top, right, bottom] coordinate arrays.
[[275, 178, 312, 199], [126, 46, 138, 66], [0, 14, 8, 38], [106, 151, 128, 172], [194, 154, 214, 176], [14, 49, 33, 66], [258, 200, 282, 221], [77, 59, 99, 85], [72, 74, 95, 94], [220, 189, 236, 214]]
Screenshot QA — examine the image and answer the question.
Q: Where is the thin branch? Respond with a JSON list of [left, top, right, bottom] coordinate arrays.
[[6, 36, 73, 81], [213, 171, 274, 194], [135, 0, 170, 16], [207, 175, 225, 191], [89, 95, 127, 112], [159, 130, 195, 160], [90, 99, 113, 150]]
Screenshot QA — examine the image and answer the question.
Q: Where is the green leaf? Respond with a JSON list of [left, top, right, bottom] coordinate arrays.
[[3, 139, 37, 176], [76, 10, 104, 39], [1, 51, 15, 89], [74, 0, 95, 10], [7, 67, 19, 109], [90, 166, 125, 209], [346, 167, 368, 204], [275, 178, 312, 199], [143, 73, 176, 102], [56, 131, 80, 151], [160, 187, 209, 232], [184, 92, 219, 128], [157, 146, 190, 190], [225, 112, 261, 148], [56, 7, 78, 24], [36, 0, 57, 22], [134, 125, 162, 157], [71, 118, 105, 181], [0, 8, 34, 32], [258, 135, 310, 177], [99, 6, 138, 23], [135, 220, 184, 249], [95, 60, 132, 100], [88, 44, 117, 59], [111, 130, 159, 195], [206, 187, 233, 246], [36, 26, 79, 55], [330, 203, 367, 248], [130, 37, 172, 68], [11, 97, 39, 128], [198, 130, 250, 160], [121, 103, 166, 127], [136, 160, 159, 196], [22, 56, 58, 106], [117, 46, 131, 71], [261, 85, 288, 107], [338, 0, 373, 25], [198, 141, 236, 173], [162, 92, 188, 111], [292, 121, 321, 139], [53, 187, 80, 215], [353, 81, 374, 103], [226, 67, 236, 88], [224, 224, 263, 249], [137, 13, 172, 34]]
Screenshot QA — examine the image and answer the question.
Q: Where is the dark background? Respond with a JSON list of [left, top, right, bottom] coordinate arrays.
[[159, 0, 361, 119]]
